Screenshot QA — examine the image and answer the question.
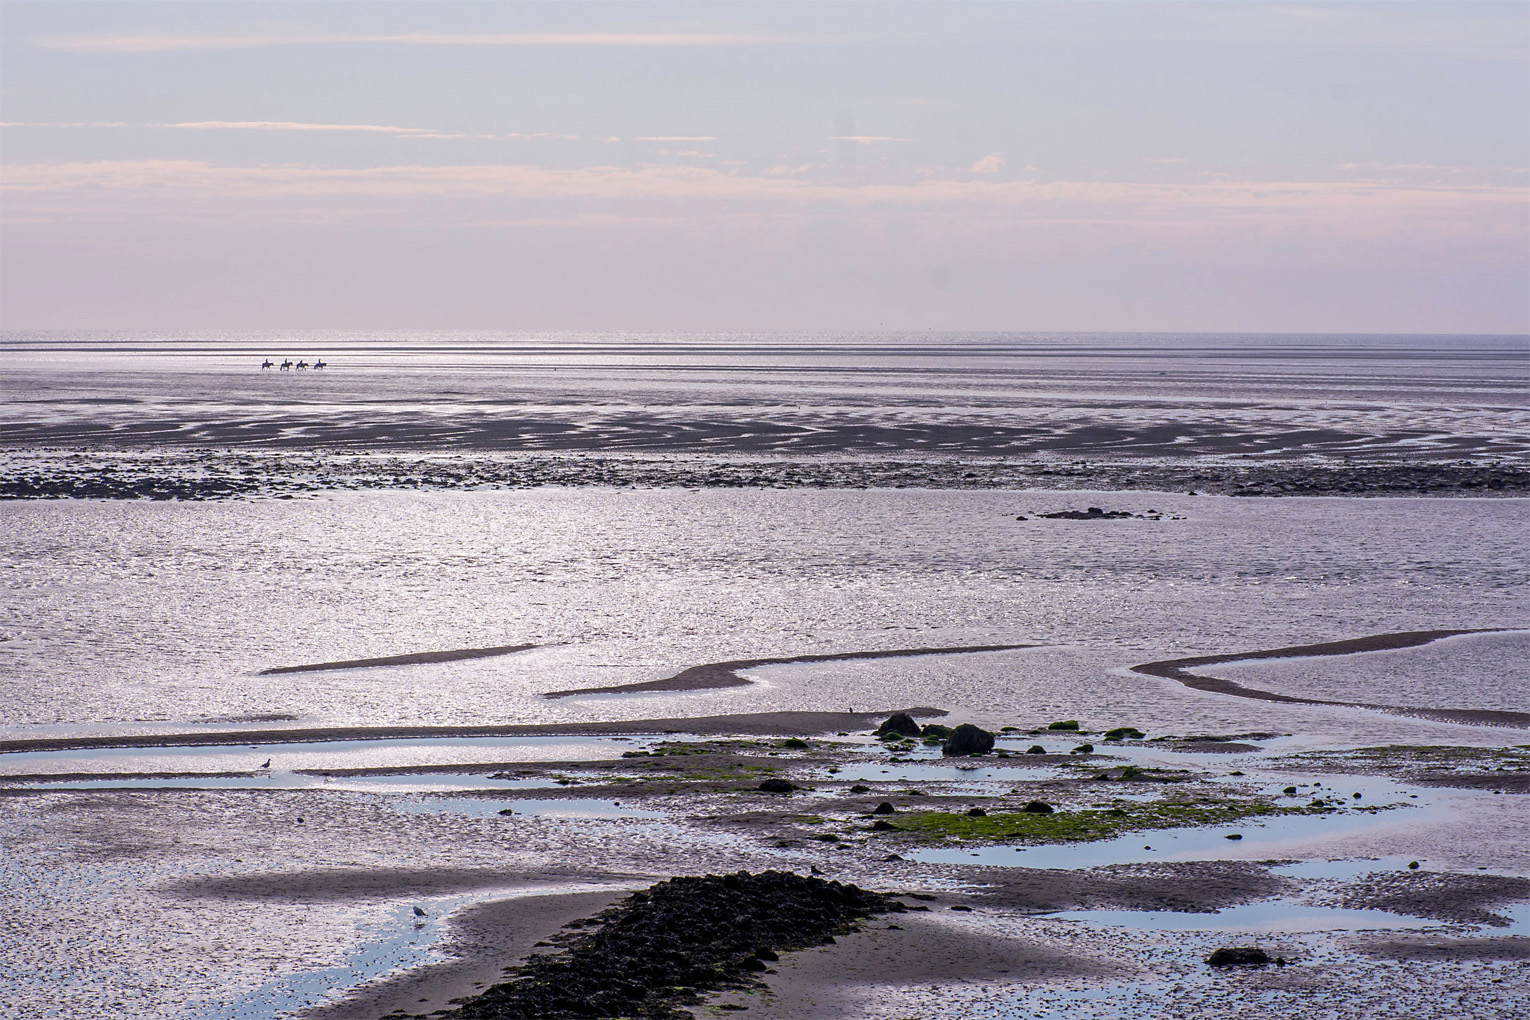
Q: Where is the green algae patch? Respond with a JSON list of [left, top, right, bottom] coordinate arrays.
[[876, 795, 1341, 846]]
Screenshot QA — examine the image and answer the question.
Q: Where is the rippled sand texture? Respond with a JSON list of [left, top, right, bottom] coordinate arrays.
[[3, 332, 1527, 459]]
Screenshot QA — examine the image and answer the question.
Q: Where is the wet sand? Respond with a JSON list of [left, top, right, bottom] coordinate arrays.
[[260, 643, 540, 676], [0, 708, 948, 755], [1131, 629, 1530, 729], [544, 644, 1040, 697]]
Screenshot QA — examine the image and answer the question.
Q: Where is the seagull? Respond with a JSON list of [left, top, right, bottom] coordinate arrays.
[[260, 759, 272, 769], [413, 906, 427, 917]]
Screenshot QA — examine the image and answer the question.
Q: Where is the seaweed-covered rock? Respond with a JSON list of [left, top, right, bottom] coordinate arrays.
[[1206, 946, 1272, 967], [941, 724, 995, 757], [1022, 800, 1054, 814], [876, 713, 923, 738], [448, 871, 904, 1019], [1047, 720, 1081, 731], [757, 778, 798, 794], [871, 802, 897, 815], [920, 723, 953, 740]]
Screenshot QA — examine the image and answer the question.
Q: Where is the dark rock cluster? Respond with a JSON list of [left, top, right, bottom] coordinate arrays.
[[447, 870, 904, 1019]]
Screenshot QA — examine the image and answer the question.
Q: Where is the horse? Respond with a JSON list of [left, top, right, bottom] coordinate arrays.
[[295, 359, 310, 370], [313, 359, 327, 369], [261, 359, 274, 369], [279, 359, 293, 370]]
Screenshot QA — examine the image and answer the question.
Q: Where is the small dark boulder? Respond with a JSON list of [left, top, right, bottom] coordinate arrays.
[[1071, 743, 1094, 754], [1026, 745, 1046, 754], [921, 723, 953, 740], [757, 778, 798, 794], [872, 802, 897, 815], [1047, 720, 1081, 731], [942, 724, 996, 757], [966, 807, 987, 817], [1022, 800, 1054, 814], [1206, 946, 1272, 967], [1103, 726, 1145, 740], [876, 713, 923, 738], [849, 784, 872, 793], [870, 819, 896, 831]]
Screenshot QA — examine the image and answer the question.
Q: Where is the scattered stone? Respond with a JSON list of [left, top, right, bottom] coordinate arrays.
[[942, 724, 996, 757], [1103, 726, 1146, 740], [1038, 507, 1137, 520], [881, 854, 904, 862], [1026, 745, 1046, 754], [1022, 801, 1054, 814], [498, 808, 515, 816], [848, 784, 872, 793], [1283, 786, 1298, 795], [1071, 744, 1094, 754], [949, 904, 973, 912], [870, 820, 896, 831], [876, 713, 923, 738], [1408, 861, 1420, 870], [1206, 946, 1272, 967], [757, 779, 798, 794], [872, 802, 897, 815], [1225, 833, 1243, 840]]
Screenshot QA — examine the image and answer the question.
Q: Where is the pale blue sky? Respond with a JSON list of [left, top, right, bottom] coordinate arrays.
[[2, 1, 1526, 331]]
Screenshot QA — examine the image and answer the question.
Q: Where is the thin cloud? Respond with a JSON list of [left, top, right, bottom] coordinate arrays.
[[830, 136, 911, 143], [632, 136, 719, 142], [155, 120, 473, 139], [1, 121, 129, 128], [46, 31, 801, 54], [971, 153, 1005, 174]]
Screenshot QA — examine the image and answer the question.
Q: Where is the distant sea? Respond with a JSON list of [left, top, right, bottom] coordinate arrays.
[[3, 331, 1526, 458]]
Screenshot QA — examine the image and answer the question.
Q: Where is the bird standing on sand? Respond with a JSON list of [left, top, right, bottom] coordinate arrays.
[[413, 906, 427, 917], [260, 759, 272, 769]]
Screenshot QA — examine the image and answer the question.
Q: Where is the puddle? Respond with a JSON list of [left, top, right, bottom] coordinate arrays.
[[0, 735, 643, 778], [1270, 857, 1421, 880], [14, 773, 562, 794], [200, 883, 642, 1020], [909, 803, 1413, 869], [1047, 900, 1437, 933], [822, 762, 1057, 784], [395, 796, 668, 820]]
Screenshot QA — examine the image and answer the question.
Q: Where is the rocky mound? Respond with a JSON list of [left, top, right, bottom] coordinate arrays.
[[447, 870, 904, 1019]]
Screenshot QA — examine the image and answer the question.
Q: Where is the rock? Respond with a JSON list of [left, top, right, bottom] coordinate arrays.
[[872, 802, 897, 815], [1022, 800, 1054, 813], [1225, 833, 1243, 840], [870, 819, 896, 831], [757, 779, 798, 793], [920, 724, 952, 740], [1103, 727, 1145, 740], [881, 853, 904, 861], [1408, 861, 1420, 870], [1071, 743, 1094, 754], [942, 724, 996, 757], [966, 807, 987, 817], [949, 904, 973, 911], [1282, 786, 1298, 795], [1026, 745, 1046, 754], [1047, 720, 1080, 731], [498, 807, 515, 816], [1206, 946, 1272, 967], [876, 713, 923, 738], [848, 784, 872, 793]]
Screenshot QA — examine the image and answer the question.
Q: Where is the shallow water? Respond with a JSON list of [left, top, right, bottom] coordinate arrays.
[[3, 490, 1525, 747]]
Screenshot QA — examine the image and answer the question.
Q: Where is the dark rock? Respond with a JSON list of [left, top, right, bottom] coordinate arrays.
[[949, 904, 973, 911], [966, 807, 987, 817], [757, 779, 798, 794], [881, 854, 904, 862], [1026, 745, 1046, 754], [872, 802, 897, 815], [1225, 833, 1243, 840], [1206, 946, 1272, 967], [1103, 727, 1145, 740], [1022, 801, 1054, 814], [498, 808, 515, 816], [848, 784, 872, 794], [1047, 720, 1080, 731], [870, 819, 896, 831], [942, 724, 996, 757], [876, 713, 923, 738], [920, 724, 952, 740], [448, 870, 903, 1019], [1071, 744, 1094, 754]]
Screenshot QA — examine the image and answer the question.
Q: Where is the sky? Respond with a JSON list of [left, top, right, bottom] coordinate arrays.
[[1, 0, 1526, 333]]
